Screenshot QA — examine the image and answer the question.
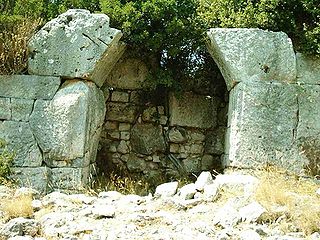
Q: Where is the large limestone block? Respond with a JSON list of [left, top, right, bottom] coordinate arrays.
[[29, 80, 105, 166], [297, 85, 320, 138], [0, 121, 43, 167], [106, 57, 148, 89], [296, 53, 320, 84], [131, 123, 166, 155], [0, 98, 11, 120], [169, 92, 216, 129], [0, 75, 60, 100], [225, 81, 307, 172], [207, 28, 296, 90], [106, 102, 138, 123], [296, 85, 320, 175], [50, 167, 90, 190], [28, 9, 125, 87], [11, 167, 50, 194], [11, 98, 34, 121]]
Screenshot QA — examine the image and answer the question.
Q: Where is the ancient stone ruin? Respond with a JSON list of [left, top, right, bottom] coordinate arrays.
[[0, 10, 319, 193], [207, 28, 320, 175]]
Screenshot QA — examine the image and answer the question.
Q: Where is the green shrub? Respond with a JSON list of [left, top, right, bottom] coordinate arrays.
[[0, 139, 15, 184], [100, 0, 218, 91], [197, 0, 320, 54]]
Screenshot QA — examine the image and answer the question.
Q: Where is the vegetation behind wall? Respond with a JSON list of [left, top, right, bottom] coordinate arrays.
[[2, 0, 320, 90]]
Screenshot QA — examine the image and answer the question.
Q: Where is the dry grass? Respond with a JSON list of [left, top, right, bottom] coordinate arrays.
[[0, 18, 41, 75], [1, 194, 33, 220], [255, 166, 320, 235], [94, 171, 152, 196]]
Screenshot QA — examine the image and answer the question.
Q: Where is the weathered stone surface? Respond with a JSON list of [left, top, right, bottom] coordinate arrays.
[[11, 167, 50, 193], [155, 182, 178, 198], [30, 80, 105, 166], [0, 217, 40, 238], [239, 202, 266, 223], [178, 183, 197, 200], [296, 85, 320, 139], [194, 171, 213, 191], [111, 91, 129, 102], [126, 154, 147, 172], [106, 57, 148, 89], [205, 127, 226, 155], [207, 28, 296, 90], [0, 97, 11, 120], [28, 9, 125, 87], [11, 98, 34, 121], [201, 154, 215, 170], [142, 107, 158, 122], [50, 167, 90, 190], [0, 121, 42, 167], [296, 53, 320, 84], [215, 174, 259, 196], [225, 81, 307, 171], [168, 127, 187, 143], [0, 75, 60, 100], [119, 123, 130, 131], [169, 92, 216, 129], [183, 157, 200, 173], [106, 102, 137, 123], [131, 123, 166, 155]]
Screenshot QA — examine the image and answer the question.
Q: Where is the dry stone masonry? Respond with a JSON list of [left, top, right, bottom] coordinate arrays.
[[0, 9, 125, 193], [97, 53, 226, 182], [2, 10, 320, 192], [207, 28, 320, 175]]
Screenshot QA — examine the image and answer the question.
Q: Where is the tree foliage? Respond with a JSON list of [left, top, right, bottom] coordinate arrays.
[[198, 0, 320, 54], [100, 0, 215, 91], [1, 0, 320, 89]]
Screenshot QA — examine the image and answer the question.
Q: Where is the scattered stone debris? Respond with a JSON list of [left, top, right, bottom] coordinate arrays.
[[0, 171, 319, 240]]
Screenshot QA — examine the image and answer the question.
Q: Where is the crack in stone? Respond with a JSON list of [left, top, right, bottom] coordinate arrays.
[[97, 37, 108, 46], [292, 95, 300, 143], [82, 33, 98, 46]]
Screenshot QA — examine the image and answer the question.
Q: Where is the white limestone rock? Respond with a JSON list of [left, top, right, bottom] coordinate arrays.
[[215, 174, 259, 196], [30, 80, 105, 167], [0, 218, 39, 238], [212, 203, 241, 228], [155, 182, 179, 198], [203, 183, 219, 201], [28, 9, 125, 87], [225, 81, 307, 172], [207, 28, 296, 90], [239, 201, 266, 223], [239, 229, 261, 240], [92, 205, 116, 218], [178, 183, 197, 200], [194, 171, 213, 191]]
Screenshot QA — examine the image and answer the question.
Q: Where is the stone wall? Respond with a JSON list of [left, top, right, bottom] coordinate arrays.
[[97, 55, 228, 181], [0, 9, 124, 193], [207, 28, 320, 175]]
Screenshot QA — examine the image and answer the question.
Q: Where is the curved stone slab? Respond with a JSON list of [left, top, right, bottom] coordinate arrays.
[[28, 9, 125, 87], [207, 28, 296, 90], [29, 80, 105, 166]]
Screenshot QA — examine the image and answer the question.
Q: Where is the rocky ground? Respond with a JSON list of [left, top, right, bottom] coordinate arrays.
[[0, 171, 319, 240]]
